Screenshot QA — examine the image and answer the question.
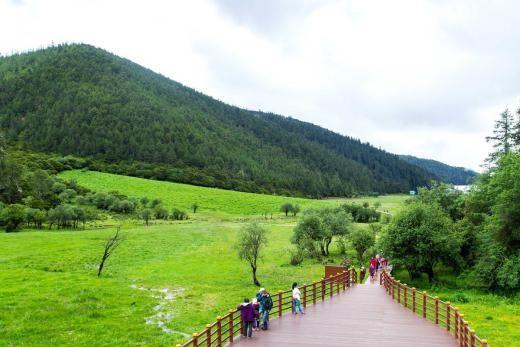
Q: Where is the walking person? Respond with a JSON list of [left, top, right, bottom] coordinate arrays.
[[237, 298, 255, 338], [292, 282, 304, 315], [381, 256, 388, 271], [370, 256, 378, 278]]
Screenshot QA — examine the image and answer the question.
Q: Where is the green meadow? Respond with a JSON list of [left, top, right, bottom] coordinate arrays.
[[1, 222, 327, 346], [58, 170, 407, 217], [1, 171, 405, 346], [1, 171, 515, 346]]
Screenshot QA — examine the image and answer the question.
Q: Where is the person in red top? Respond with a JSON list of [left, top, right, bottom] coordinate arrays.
[[369, 257, 378, 280]]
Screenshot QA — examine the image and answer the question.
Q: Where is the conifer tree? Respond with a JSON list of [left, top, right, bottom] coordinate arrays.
[[486, 109, 515, 164]]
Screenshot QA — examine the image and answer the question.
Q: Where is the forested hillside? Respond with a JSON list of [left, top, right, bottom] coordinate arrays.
[[0, 44, 434, 197], [399, 155, 477, 185]]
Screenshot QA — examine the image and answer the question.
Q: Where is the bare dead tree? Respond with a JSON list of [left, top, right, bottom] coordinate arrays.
[[97, 227, 125, 277]]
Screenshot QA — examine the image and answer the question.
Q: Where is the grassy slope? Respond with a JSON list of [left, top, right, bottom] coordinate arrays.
[[59, 170, 407, 217]]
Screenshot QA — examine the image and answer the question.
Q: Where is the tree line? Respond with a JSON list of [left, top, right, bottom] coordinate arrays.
[[0, 134, 191, 231]]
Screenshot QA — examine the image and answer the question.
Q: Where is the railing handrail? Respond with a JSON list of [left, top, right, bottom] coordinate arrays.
[[379, 270, 489, 347], [178, 267, 358, 347]]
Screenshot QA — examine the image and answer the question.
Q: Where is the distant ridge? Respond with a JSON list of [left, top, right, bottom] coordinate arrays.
[[398, 155, 477, 185], [0, 43, 435, 197]]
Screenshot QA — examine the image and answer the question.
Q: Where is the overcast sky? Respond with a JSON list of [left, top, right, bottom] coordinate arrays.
[[2, 0, 520, 171]]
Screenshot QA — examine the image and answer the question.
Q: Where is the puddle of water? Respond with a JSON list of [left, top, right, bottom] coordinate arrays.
[[130, 284, 189, 337]]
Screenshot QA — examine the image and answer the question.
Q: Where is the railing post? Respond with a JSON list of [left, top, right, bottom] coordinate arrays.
[[391, 278, 395, 300], [446, 302, 451, 332], [278, 290, 283, 317], [346, 270, 350, 288], [303, 284, 307, 308], [454, 307, 459, 340], [459, 315, 465, 347], [397, 280, 401, 304], [206, 324, 211, 347], [434, 297, 439, 324], [217, 316, 222, 346], [403, 284, 408, 308], [463, 320, 469, 347], [412, 287, 416, 313], [312, 281, 317, 304], [342, 271, 347, 291], [329, 275, 333, 298], [422, 291, 427, 319], [336, 273, 340, 294], [379, 271, 383, 285], [193, 333, 199, 347], [321, 278, 325, 301], [470, 329, 476, 347], [229, 310, 234, 343]]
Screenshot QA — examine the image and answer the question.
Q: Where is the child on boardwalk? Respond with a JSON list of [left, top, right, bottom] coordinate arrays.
[[237, 298, 255, 338], [252, 298, 260, 332], [292, 282, 304, 315]]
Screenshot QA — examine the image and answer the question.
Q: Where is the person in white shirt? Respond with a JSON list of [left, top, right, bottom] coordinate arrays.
[[292, 282, 304, 315]]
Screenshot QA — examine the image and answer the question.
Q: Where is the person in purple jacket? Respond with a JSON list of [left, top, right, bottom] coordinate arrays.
[[237, 298, 255, 338]]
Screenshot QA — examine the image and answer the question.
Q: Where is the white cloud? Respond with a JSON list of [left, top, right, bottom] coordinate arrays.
[[1, 0, 519, 171]]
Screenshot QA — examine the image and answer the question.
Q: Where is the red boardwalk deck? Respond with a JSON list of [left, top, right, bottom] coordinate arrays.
[[232, 283, 456, 346]]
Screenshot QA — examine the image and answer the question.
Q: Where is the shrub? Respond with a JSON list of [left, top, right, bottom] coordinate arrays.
[[171, 208, 188, 220], [1, 204, 26, 232], [351, 227, 375, 262], [289, 249, 304, 266], [154, 205, 169, 220]]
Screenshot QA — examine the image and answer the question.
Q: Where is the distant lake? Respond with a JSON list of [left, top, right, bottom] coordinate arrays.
[[454, 185, 470, 192]]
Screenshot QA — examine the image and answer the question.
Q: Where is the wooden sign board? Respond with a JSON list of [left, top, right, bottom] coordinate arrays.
[[324, 265, 347, 279]]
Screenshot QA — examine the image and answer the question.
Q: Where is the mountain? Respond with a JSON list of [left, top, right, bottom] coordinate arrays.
[[0, 43, 435, 197], [399, 155, 477, 185]]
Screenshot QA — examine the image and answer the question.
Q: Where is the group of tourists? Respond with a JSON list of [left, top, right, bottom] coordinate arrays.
[[236, 287, 274, 338], [359, 254, 392, 283], [237, 283, 305, 338], [237, 257, 394, 339]]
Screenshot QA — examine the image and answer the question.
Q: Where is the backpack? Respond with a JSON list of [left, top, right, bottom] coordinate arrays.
[[264, 294, 273, 311]]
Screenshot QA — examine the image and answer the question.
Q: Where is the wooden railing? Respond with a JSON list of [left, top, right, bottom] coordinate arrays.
[[178, 268, 358, 347], [380, 270, 489, 347]]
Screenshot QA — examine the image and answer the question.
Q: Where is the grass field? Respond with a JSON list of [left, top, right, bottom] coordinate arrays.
[[58, 170, 407, 217], [0, 220, 353, 346]]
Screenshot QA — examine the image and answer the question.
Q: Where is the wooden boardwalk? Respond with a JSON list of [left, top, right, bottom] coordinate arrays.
[[232, 281, 457, 346]]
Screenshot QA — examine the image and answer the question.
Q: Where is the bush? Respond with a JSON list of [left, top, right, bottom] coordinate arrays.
[[289, 249, 304, 266], [1, 204, 26, 232], [496, 255, 520, 290], [154, 205, 169, 220], [351, 227, 375, 262], [171, 208, 188, 220]]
